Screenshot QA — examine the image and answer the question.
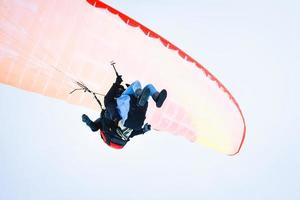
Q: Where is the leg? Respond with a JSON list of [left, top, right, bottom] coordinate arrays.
[[116, 95, 131, 124], [143, 84, 159, 101], [137, 84, 157, 107], [122, 80, 142, 96], [143, 84, 167, 108]]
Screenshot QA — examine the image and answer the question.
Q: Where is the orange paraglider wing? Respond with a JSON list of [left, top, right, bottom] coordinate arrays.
[[0, 0, 246, 155]]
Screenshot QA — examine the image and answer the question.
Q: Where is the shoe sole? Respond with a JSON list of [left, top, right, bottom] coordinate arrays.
[[156, 89, 167, 108], [138, 88, 150, 107]]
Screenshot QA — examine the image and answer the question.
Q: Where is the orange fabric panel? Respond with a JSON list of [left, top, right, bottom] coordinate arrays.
[[0, 0, 246, 155]]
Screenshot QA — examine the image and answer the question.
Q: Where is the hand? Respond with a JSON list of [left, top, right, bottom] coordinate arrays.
[[143, 123, 151, 133], [116, 75, 123, 84], [82, 114, 90, 123]]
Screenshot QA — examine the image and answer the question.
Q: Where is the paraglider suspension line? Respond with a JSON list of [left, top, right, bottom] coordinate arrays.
[[69, 62, 121, 111], [70, 81, 104, 110]]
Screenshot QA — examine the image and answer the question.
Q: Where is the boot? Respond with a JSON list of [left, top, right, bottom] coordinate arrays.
[[153, 89, 167, 108]]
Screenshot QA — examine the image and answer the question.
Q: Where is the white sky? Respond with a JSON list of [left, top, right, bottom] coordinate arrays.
[[1, 0, 300, 199]]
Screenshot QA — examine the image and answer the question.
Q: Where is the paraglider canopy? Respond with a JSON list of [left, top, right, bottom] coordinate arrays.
[[0, 0, 246, 155]]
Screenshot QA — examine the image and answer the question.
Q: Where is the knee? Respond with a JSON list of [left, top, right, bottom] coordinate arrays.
[[131, 80, 141, 88], [144, 84, 154, 89], [144, 84, 157, 94]]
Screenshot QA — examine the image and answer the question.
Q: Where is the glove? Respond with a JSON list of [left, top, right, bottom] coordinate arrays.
[[82, 114, 91, 124], [116, 75, 123, 84], [143, 123, 151, 133]]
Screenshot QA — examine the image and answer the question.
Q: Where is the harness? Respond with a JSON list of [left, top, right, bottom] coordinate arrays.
[[100, 130, 128, 149], [71, 62, 141, 149]]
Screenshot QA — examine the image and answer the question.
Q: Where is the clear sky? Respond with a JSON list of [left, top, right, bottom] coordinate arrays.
[[1, 0, 299, 199]]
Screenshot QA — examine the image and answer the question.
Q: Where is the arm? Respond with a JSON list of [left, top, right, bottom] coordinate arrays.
[[104, 75, 123, 106], [129, 123, 151, 138], [103, 75, 124, 122]]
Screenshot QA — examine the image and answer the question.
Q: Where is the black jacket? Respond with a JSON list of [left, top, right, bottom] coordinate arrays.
[[99, 79, 149, 147]]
